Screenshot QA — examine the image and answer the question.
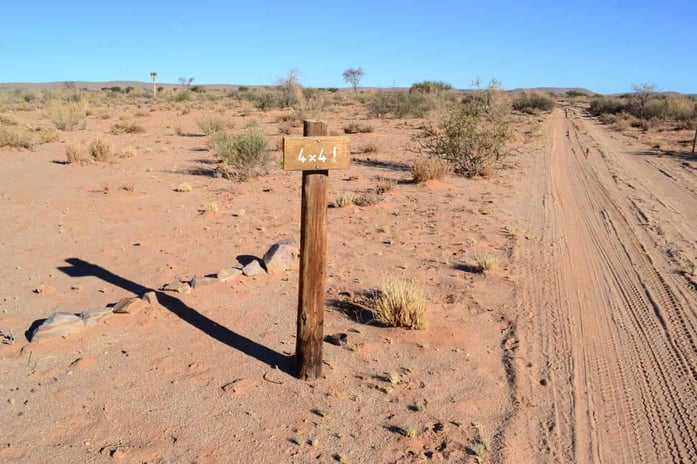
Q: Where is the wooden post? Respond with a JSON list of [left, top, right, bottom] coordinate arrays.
[[692, 127, 696, 154], [296, 120, 329, 380]]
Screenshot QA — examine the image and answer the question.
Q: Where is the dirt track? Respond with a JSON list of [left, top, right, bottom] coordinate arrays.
[[503, 109, 697, 463]]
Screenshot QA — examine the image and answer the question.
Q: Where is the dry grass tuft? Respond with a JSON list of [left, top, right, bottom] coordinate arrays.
[[205, 201, 219, 213], [122, 145, 138, 158], [175, 182, 193, 192], [373, 279, 427, 329], [411, 156, 451, 183], [88, 138, 113, 162], [110, 120, 145, 135], [65, 144, 86, 164], [375, 176, 396, 194], [0, 124, 33, 149], [197, 114, 226, 135], [476, 254, 498, 273], [333, 191, 356, 208], [48, 101, 86, 131]]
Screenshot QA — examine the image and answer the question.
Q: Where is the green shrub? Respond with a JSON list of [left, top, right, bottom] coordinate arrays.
[[197, 114, 226, 135], [589, 97, 626, 116], [409, 81, 452, 93], [211, 130, 270, 181], [512, 91, 554, 113], [566, 90, 589, 98], [254, 89, 279, 111], [414, 84, 511, 177], [368, 90, 430, 118]]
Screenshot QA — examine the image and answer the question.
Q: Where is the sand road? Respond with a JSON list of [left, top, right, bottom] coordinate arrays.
[[503, 109, 697, 463]]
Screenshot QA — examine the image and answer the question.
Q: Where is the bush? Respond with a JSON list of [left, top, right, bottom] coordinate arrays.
[[36, 126, 60, 144], [0, 124, 33, 149], [411, 156, 451, 182], [368, 90, 431, 118], [373, 279, 427, 330], [88, 138, 113, 162], [589, 97, 626, 116], [512, 91, 554, 113], [343, 122, 374, 134], [211, 130, 270, 181], [414, 84, 511, 177], [65, 144, 85, 164], [197, 114, 226, 135], [566, 90, 589, 98], [110, 120, 145, 135], [665, 95, 696, 121], [409, 81, 453, 93], [48, 101, 86, 130]]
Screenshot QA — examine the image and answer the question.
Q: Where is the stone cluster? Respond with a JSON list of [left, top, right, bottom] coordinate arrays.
[[28, 239, 299, 343]]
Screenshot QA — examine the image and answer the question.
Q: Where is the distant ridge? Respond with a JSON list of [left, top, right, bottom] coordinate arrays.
[[0, 82, 693, 97]]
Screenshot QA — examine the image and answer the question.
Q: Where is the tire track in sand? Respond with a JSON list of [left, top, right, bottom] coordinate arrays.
[[503, 109, 697, 463]]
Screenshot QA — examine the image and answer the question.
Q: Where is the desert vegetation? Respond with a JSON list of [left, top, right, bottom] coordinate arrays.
[[589, 83, 696, 131], [1, 75, 696, 464]]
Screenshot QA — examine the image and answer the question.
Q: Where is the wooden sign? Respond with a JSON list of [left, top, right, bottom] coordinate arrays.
[[283, 136, 350, 171]]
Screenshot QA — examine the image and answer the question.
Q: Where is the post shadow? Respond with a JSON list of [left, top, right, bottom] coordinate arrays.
[[58, 258, 293, 375]]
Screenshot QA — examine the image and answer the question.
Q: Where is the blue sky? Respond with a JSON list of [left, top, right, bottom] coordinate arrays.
[[1, 0, 695, 94]]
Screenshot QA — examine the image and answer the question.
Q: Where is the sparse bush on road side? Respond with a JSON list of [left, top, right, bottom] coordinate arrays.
[[512, 91, 554, 113], [414, 81, 511, 177], [211, 129, 270, 181]]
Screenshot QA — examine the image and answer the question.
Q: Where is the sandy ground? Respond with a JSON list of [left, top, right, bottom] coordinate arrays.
[[0, 97, 696, 463]]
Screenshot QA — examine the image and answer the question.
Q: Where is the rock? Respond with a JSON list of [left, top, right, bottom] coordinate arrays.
[[30, 312, 85, 343], [80, 307, 114, 327], [233, 209, 246, 217], [113, 297, 150, 314], [141, 291, 158, 305], [190, 275, 218, 289], [263, 239, 299, 274], [242, 260, 265, 277], [162, 281, 191, 294], [218, 268, 243, 282]]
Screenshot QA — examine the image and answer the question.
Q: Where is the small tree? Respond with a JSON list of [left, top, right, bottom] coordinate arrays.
[[342, 67, 364, 92], [277, 68, 302, 108], [178, 76, 195, 90], [150, 72, 157, 96], [414, 80, 511, 177], [631, 83, 657, 119]]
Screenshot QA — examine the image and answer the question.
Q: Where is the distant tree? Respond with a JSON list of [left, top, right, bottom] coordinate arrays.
[[63, 81, 76, 90], [150, 72, 158, 96], [277, 68, 302, 107], [631, 83, 657, 119], [342, 67, 364, 92], [178, 77, 195, 90]]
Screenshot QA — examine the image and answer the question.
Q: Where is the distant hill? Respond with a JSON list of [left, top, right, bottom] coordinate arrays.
[[0, 81, 252, 92], [0, 82, 693, 97], [509, 87, 597, 96]]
